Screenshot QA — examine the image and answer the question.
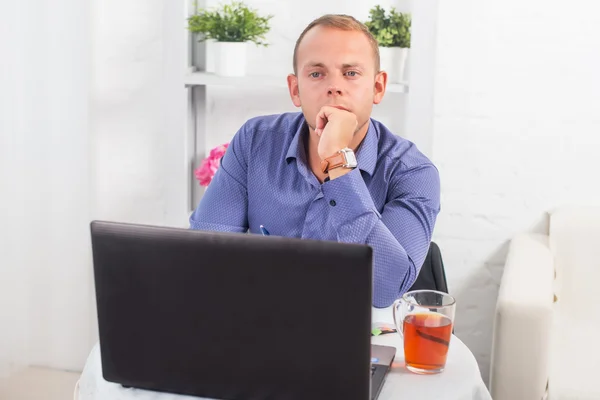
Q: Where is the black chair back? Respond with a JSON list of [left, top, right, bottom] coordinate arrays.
[[408, 242, 449, 294]]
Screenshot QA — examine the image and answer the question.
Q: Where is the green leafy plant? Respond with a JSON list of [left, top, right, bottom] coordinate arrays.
[[365, 6, 411, 48], [187, 1, 273, 46]]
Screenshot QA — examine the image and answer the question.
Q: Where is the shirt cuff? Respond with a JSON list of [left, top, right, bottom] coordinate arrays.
[[321, 168, 381, 241]]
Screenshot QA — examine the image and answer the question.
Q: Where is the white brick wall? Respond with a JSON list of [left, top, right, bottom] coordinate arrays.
[[432, 0, 600, 384]]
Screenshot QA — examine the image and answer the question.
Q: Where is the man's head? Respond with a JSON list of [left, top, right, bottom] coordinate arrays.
[[287, 14, 387, 135]]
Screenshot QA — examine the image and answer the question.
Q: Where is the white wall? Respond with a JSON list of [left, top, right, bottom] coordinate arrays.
[[91, 0, 167, 225], [432, 0, 600, 384], [0, 0, 93, 374], [1, 0, 172, 376]]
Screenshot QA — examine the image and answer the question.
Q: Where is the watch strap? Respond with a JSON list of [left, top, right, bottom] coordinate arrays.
[[320, 152, 346, 173]]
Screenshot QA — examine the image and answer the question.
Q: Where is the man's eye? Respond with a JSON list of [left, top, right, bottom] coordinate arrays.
[[310, 72, 321, 78], [345, 71, 358, 77]]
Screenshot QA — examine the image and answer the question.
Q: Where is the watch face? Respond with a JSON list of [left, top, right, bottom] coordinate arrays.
[[344, 150, 357, 166]]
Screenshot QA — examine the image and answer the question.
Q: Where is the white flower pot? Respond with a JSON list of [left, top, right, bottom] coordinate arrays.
[[214, 41, 248, 77], [205, 39, 216, 73], [379, 47, 409, 83]]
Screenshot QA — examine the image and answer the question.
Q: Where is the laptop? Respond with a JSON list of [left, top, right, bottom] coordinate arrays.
[[90, 220, 395, 400]]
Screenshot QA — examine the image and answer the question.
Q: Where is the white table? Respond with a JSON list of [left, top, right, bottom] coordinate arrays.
[[370, 308, 491, 400], [76, 307, 491, 400]]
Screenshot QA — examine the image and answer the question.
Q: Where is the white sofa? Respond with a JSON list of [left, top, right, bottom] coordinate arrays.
[[489, 207, 600, 400]]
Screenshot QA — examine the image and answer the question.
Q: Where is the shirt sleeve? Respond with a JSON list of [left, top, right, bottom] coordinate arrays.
[[189, 124, 250, 233], [321, 164, 440, 308]]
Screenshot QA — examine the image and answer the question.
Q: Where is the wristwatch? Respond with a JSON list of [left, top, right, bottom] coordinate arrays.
[[320, 148, 358, 174]]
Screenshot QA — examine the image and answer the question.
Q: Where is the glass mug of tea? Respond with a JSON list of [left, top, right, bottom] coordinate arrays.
[[392, 290, 456, 374]]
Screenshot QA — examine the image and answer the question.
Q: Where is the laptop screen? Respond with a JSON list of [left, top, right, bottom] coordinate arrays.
[[91, 220, 374, 400]]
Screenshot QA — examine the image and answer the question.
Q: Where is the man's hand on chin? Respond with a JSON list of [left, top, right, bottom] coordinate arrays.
[[315, 105, 357, 159], [315, 106, 357, 181]]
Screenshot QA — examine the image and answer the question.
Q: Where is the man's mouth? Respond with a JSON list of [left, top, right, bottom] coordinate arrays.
[[328, 105, 350, 112]]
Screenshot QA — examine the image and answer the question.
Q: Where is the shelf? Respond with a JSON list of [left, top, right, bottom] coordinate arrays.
[[184, 72, 409, 93]]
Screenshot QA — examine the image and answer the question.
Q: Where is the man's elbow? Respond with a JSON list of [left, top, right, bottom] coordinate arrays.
[[372, 282, 402, 308], [372, 264, 419, 308], [372, 295, 396, 308]]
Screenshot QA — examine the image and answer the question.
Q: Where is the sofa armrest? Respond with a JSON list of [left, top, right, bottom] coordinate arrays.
[[489, 233, 554, 400]]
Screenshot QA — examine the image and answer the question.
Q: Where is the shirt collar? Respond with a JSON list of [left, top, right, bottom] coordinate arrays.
[[285, 118, 308, 162], [285, 117, 379, 177], [355, 120, 378, 176]]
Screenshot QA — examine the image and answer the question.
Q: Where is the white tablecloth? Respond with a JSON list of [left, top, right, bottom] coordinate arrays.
[[77, 307, 491, 400]]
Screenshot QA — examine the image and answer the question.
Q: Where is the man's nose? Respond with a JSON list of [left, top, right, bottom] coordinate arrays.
[[327, 85, 343, 96]]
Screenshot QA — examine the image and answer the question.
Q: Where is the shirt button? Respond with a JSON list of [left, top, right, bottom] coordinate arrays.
[[329, 200, 336, 206]]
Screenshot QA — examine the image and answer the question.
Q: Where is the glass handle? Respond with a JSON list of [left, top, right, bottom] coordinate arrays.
[[392, 298, 405, 337]]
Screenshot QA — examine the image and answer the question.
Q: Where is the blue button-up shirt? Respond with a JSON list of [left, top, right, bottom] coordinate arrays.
[[190, 112, 440, 307]]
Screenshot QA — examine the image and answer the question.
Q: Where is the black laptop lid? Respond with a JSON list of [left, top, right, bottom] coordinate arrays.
[[91, 221, 373, 400]]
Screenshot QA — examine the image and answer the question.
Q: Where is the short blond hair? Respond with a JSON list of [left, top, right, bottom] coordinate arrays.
[[293, 14, 380, 75]]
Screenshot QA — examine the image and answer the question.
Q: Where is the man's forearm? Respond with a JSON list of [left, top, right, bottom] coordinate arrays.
[[321, 169, 423, 306]]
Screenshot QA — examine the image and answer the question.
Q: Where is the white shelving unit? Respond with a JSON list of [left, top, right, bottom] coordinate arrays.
[[184, 71, 409, 93]]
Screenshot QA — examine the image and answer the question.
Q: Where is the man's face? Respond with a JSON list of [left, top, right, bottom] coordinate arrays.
[[288, 26, 386, 134]]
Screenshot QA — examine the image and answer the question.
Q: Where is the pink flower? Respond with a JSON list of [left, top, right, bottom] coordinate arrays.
[[194, 143, 229, 187]]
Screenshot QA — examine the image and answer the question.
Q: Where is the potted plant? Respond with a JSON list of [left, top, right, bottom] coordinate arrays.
[[365, 6, 411, 83], [187, 1, 273, 77]]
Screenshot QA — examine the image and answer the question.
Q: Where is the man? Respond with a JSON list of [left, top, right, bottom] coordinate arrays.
[[190, 14, 440, 308]]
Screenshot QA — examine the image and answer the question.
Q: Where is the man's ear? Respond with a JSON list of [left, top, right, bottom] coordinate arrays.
[[287, 74, 302, 107], [373, 71, 387, 105]]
